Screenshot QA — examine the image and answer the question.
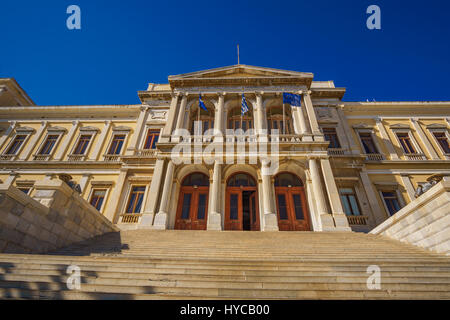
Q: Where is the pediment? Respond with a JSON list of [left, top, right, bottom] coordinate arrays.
[[389, 123, 411, 129], [426, 123, 448, 129], [169, 64, 313, 80]]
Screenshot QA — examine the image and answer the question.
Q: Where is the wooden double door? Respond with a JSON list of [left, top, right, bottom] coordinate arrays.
[[275, 186, 310, 231], [225, 187, 260, 231], [175, 186, 209, 230]]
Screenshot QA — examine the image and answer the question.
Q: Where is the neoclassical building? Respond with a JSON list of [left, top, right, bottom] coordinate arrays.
[[1, 65, 449, 233]]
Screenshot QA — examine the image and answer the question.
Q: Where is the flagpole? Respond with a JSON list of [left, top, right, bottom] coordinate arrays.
[[237, 44, 240, 65], [282, 103, 286, 135]]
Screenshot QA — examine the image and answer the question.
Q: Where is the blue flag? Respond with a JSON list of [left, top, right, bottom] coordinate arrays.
[[283, 93, 302, 107], [241, 94, 249, 115], [199, 94, 207, 111]]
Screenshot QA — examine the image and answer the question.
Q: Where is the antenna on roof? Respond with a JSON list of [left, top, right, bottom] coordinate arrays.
[[237, 44, 240, 65]]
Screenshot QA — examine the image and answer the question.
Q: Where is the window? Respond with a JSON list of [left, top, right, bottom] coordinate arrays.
[[143, 130, 159, 149], [90, 189, 107, 211], [339, 188, 361, 216], [39, 135, 59, 155], [5, 135, 27, 155], [108, 134, 126, 155], [18, 188, 31, 195], [73, 135, 92, 155], [432, 132, 450, 154], [396, 132, 416, 154], [381, 191, 401, 216], [190, 107, 214, 135], [228, 107, 253, 131], [267, 106, 293, 134], [358, 132, 379, 154], [323, 128, 341, 149], [125, 186, 146, 214]]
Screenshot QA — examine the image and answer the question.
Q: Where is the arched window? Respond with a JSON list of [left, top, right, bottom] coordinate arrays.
[[274, 173, 303, 187], [227, 107, 253, 131], [190, 107, 214, 135], [182, 172, 210, 186], [267, 106, 293, 134], [227, 173, 256, 187]]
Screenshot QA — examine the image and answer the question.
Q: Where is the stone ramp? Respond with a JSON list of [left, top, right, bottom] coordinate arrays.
[[0, 230, 449, 299]]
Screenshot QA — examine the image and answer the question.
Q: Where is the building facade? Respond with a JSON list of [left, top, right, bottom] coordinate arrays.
[[1, 65, 449, 233]]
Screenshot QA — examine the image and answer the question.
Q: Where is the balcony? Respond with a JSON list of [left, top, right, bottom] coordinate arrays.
[[103, 154, 121, 162], [0, 154, 15, 161], [269, 134, 302, 143], [120, 213, 142, 224], [135, 149, 158, 157], [33, 154, 51, 161], [405, 153, 427, 161], [364, 153, 384, 161], [67, 154, 86, 162], [327, 148, 346, 156], [346, 215, 369, 225]]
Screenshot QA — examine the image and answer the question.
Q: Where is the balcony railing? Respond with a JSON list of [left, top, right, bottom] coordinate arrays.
[[364, 153, 384, 161], [103, 154, 121, 162], [269, 134, 302, 143], [33, 154, 51, 161], [405, 153, 427, 161], [67, 154, 86, 162], [346, 215, 369, 225], [0, 154, 15, 161], [120, 213, 142, 224], [135, 149, 158, 157], [327, 148, 346, 156]]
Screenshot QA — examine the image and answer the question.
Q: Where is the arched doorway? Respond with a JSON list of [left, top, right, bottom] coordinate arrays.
[[225, 172, 259, 231], [274, 172, 310, 231], [175, 172, 209, 230]]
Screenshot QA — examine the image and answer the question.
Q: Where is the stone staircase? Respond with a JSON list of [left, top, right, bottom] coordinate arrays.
[[0, 230, 449, 299]]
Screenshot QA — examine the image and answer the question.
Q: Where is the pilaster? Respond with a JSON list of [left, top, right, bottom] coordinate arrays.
[[54, 120, 80, 160], [153, 160, 175, 229], [410, 118, 439, 160]]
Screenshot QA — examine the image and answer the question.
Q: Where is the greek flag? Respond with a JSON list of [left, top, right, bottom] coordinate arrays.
[[282, 92, 302, 107], [241, 94, 249, 115], [199, 94, 207, 111]]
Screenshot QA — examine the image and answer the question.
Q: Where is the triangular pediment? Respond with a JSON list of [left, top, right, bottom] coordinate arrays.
[[169, 64, 313, 80]]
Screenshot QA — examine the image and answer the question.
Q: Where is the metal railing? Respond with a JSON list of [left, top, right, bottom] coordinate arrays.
[[120, 213, 142, 224]]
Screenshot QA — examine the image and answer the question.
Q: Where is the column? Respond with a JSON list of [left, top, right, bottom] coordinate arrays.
[[375, 117, 399, 160], [411, 118, 439, 160], [54, 121, 80, 160], [89, 120, 111, 160], [0, 121, 17, 151], [104, 169, 128, 222], [160, 93, 180, 142], [214, 93, 225, 138], [308, 158, 335, 230], [79, 174, 91, 196], [303, 91, 323, 141], [255, 93, 266, 135], [139, 158, 166, 228], [153, 160, 175, 229], [207, 161, 222, 230], [174, 94, 188, 132], [400, 174, 416, 203], [125, 106, 149, 155], [19, 121, 48, 161], [260, 160, 279, 231], [320, 158, 351, 231], [359, 170, 385, 225]]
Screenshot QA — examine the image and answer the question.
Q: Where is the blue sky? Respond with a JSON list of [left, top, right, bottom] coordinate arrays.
[[1, 0, 449, 105]]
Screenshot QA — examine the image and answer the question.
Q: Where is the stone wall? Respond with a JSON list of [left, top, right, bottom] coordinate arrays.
[[370, 177, 450, 255], [0, 179, 119, 254]]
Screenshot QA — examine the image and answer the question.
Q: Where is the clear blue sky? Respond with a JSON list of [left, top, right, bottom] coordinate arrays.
[[1, 0, 449, 105]]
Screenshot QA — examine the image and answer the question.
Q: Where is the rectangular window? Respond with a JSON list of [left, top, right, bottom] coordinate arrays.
[[73, 135, 92, 155], [108, 134, 126, 155], [292, 194, 304, 220], [181, 193, 192, 219], [433, 132, 450, 154], [396, 132, 416, 154], [277, 194, 288, 220], [339, 188, 361, 216], [358, 132, 378, 154], [39, 135, 59, 155], [5, 135, 26, 155], [230, 194, 239, 220], [197, 193, 207, 220], [126, 186, 146, 214], [143, 130, 159, 149], [323, 128, 341, 148], [381, 191, 401, 216], [90, 189, 106, 211]]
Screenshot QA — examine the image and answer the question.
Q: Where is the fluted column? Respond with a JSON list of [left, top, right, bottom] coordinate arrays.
[[207, 161, 223, 230], [54, 120, 80, 160], [375, 117, 399, 160], [260, 160, 279, 231], [90, 120, 111, 160], [320, 158, 351, 231], [139, 158, 166, 228], [0, 121, 17, 152], [126, 106, 149, 155], [19, 121, 48, 161], [308, 158, 335, 230], [154, 160, 175, 229], [303, 91, 323, 141], [411, 118, 439, 160], [160, 93, 180, 142]]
